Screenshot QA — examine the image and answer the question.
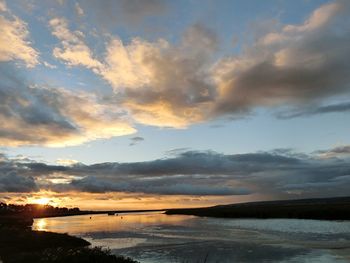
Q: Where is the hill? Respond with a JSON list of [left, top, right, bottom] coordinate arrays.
[[166, 196, 350, 220]]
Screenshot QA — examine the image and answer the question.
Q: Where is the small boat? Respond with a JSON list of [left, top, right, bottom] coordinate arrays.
[[107, 212, 115, 216]]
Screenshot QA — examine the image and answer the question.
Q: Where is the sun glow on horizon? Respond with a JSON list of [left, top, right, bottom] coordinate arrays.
[[30, 197, 52, 206]]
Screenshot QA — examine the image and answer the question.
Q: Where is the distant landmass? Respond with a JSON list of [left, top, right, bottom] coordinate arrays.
[[166, 196, 350, 220]]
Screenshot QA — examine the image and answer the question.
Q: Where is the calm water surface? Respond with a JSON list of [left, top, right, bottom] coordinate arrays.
[[33, 212, 350, 263]]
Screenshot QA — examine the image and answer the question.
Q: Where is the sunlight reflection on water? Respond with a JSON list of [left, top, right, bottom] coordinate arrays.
[[33, 212, 350, 263], [35, 218, 47, 231]]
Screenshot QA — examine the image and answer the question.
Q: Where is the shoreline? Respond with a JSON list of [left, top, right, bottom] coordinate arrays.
[[165, 196, 350, 220]]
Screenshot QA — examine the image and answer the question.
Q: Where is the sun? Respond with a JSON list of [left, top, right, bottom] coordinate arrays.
[[32, 197, 51, 205], [26, 191, 61, 207]]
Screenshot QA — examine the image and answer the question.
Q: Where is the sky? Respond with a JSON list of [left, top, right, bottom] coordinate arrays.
[[0, 0, 350, 210]]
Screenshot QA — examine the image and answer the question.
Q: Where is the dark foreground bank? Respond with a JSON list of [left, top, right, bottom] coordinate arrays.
[[0, 226, 139, 263], [166, 196, 350, 220]]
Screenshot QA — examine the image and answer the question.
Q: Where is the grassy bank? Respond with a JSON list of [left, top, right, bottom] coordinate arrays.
[[166, 196, 350, 220]]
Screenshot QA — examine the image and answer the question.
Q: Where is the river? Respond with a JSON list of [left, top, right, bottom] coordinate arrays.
[[32, 212, 350, 263]]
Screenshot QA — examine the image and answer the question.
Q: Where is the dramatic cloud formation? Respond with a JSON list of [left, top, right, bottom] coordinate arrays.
[[1, 0, 350, 148], [212, 0, 350, 117], [0, 5, 39, 67], [1, 0, 349, 210], [50, 21, 217, 127], [102, 24, 217, 128], [1, 146, 349, 198], [48, 0, 350, 131], [0, 68, 135, 146]]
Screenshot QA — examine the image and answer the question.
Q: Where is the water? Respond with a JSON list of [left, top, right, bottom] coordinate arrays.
[[33, 212, 350, 263]]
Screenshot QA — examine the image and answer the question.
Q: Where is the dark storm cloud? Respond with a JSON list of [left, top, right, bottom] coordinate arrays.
[[1, 146, 350, 197]]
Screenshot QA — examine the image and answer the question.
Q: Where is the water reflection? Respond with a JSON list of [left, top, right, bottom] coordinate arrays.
[[34, 212, 192, 234], [33, 213, 350, 263], [35, 218, 47, 231]]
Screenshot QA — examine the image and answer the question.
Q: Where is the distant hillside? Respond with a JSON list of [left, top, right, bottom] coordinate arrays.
[[166, 196, 350, 220]]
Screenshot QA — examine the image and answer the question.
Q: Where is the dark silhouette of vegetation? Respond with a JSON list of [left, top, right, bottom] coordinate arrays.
[[0, 202, 83, 218], [0, 202, 90, 229], [166, 196, 350, 220]]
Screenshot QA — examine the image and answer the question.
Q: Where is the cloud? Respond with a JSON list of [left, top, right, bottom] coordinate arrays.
[[0, 67, 135, 147], [48, 18, 215, 130], [0, 0, 6, 12], [49, 17, 102, 69], [75, 3, 84, 17], [1, 145, 350, 198], [82, 0, 167, 29], [49, 1, 350, 129], [0, 172, 37, 192], [129, 136, 144, 146], [212, 0, 350, 117], [50, 20, 218, 128], [42, 146, 350, 198], [276, 101, 350, 119], [68, 175, 250, 196], [0, 170, 38, 192], [314, 145, 350, 158], [56, 159, 79, 166], [100, 24, 218, 128], [0, 5, 39, 67], [118, 0, 166, 24]]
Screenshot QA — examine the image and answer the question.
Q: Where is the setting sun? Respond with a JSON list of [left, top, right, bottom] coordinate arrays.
[[31, 197, 51, 206]]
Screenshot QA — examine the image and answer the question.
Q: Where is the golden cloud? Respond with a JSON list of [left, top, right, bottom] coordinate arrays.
[[0, 11, 39, 67]]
